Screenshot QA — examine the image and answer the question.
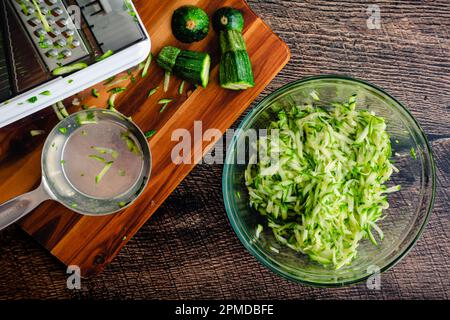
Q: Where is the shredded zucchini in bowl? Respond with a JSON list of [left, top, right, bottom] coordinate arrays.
[[245, 95, 400, 269]]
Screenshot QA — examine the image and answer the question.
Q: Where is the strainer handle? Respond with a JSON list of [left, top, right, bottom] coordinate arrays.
[[0, 183, 50, 231]]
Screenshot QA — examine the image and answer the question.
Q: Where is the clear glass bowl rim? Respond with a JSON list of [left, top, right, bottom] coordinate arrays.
[[222, 75, 437, 287]]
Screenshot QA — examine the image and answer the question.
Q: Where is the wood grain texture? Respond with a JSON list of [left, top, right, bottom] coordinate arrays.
[[0, 0, 449, 299], [0, 0, 290, 278]]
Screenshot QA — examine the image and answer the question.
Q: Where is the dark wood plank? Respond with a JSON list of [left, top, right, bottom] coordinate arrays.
[[0, 0, 448, 299]]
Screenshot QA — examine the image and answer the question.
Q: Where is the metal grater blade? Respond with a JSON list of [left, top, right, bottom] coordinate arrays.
[[9, 0, 90, 72], [0, 1, 13, 101], [0, 31, 13, 102], [4, 1, 52, 93]]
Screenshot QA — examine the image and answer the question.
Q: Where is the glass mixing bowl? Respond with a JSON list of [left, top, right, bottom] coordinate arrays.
[[223, 75, 436, 286]]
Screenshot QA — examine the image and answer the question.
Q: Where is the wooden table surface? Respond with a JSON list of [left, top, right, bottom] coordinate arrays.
[[0, 0, 449, 300]]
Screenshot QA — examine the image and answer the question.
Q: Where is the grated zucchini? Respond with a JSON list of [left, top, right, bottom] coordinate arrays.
[[245, 95, 400, 269]]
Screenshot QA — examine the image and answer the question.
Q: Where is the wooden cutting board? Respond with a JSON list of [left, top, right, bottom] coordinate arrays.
[[0, 0, 290, 277]]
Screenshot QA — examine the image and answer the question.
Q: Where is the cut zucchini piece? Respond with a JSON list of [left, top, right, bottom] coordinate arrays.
[[219, 50, 254, 90], [215, 10, 254, 91], [213, 7, 244, 32], [156, 47, 181, 72], [172, 50, 210, 88], [157, 47, 210, 88], [171, 6, 210, 43]]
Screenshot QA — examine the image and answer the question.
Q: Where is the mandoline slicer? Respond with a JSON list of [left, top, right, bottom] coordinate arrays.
[[0, 0, 150, 128]]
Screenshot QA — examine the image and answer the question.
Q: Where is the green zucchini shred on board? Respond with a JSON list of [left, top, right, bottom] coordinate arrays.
[[108, 93, 117, 109], [245, 96, 400, 269], [104, 75, 128, 87], [148, 87, 158, 97], [30, 130, 45, 137], [104, 76, 116, 85], [145, 130, 157, 138], [159, 103, 169, 113], [178, 81, 185, 95], [163, 71, 171, 92], [141, 53, 153, 78], [158, 98, 173, 104], [108, 87, 126, 94]]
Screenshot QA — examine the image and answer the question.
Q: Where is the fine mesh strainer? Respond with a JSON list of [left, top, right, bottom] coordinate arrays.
[[0, 109, 151, 231]]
